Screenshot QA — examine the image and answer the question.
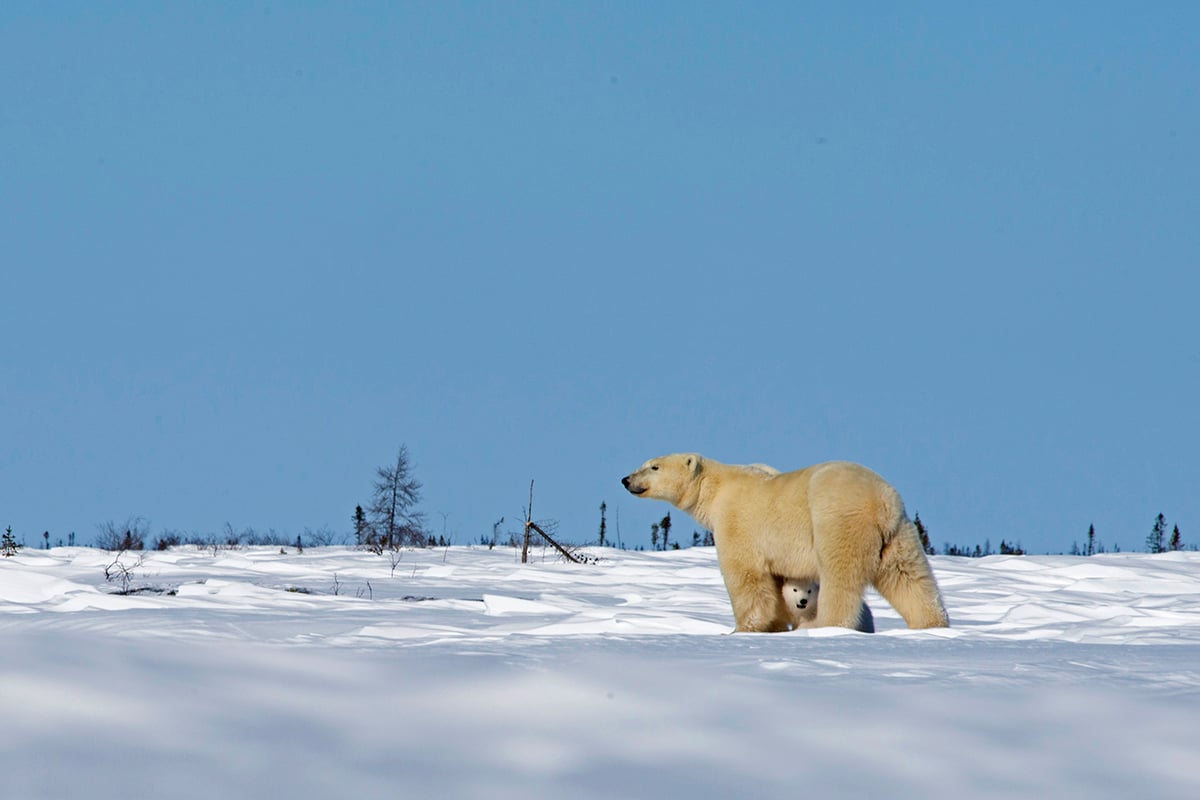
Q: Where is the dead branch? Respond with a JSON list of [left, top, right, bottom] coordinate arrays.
[[525, 520, 587, 564]]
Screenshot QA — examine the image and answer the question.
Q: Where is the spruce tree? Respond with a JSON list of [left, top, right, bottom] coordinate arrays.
[[1147, 513, 1168, 554], [2, 526, 18, 557], [1086, 524, 1096, 557], [659, 513, 672, 551], [914, 513, 934, 555], [598, 502, 607, 547], [1169, 525, 1183, 552], [999, 540, 1025, 556], [353, 505, 371, 546]]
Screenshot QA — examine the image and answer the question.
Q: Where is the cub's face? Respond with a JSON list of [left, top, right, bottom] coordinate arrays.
[[621, 453, 701, 504], [783, 580, 818, 612]]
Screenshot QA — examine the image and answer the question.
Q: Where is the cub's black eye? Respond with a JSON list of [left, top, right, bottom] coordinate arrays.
[[651, 465, 659, 471]]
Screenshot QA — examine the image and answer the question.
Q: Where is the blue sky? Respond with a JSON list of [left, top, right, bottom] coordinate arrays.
[[3, 2, 1197, 554]]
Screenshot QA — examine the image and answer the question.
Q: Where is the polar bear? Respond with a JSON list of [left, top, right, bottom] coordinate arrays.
[[781, 578, 875, 633], [622, 453, 948, 632]]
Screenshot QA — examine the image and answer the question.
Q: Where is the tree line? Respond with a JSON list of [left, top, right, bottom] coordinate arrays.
[[1, 449, 1194, 556], [2, 445, 434, 555], [589, 507, 1193, 557], [912, 513, 1193, 557]]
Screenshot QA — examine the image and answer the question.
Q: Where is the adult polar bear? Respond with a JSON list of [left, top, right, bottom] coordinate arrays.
[[622, 454, 949, 632]]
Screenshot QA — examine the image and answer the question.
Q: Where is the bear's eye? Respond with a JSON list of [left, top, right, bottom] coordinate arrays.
[[650, 465, 659, 471]]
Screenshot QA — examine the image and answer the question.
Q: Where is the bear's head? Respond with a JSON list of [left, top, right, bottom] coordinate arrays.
[[621, 453, 703, 506], [783, 580, 818, 611]]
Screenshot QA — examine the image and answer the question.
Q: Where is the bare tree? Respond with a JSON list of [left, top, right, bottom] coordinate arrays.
[[367, 445, 428, 550]]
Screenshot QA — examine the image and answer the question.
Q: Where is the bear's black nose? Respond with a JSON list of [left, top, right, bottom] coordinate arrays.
[[798, 599, 808, 608], [621, 476, 631, 489]]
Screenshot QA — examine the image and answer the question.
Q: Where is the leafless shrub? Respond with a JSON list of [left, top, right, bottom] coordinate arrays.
[[303, 525, 340, 547], [104, 551, 145, 594], [153, 530, 183, 551], [96, 517, 150, 552]]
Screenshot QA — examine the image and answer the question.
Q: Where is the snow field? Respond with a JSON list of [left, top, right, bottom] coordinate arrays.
[[2, 546, 1199, 799]]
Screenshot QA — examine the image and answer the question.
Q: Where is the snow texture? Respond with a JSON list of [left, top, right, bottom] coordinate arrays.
[[3, 546, 1199, 799]]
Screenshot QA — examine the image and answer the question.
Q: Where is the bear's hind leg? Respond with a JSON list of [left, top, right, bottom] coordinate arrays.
[[872, 517, 949, 629], [811, 580, 871, 629], [809, 501, 879, 629]]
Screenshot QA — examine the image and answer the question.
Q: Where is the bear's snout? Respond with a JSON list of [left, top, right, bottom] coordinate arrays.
[[622, 474, 646, 495]]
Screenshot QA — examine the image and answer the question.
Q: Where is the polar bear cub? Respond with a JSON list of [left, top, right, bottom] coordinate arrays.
[[781, 578, 875, 633]]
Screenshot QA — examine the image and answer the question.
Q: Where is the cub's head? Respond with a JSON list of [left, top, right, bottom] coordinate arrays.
[[782, 580, 818, 611], [621, 453, 703, 505]]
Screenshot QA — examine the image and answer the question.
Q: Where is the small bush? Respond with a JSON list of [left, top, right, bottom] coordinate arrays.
[[154, 532, 183, 551], [96, 517, 149, 551]]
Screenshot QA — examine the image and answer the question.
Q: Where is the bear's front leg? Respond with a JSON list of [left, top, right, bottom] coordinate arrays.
[[723, 564, 792, 633]]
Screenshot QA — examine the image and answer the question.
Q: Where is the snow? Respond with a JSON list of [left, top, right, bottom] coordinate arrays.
[[2, 546, 1199, 799]]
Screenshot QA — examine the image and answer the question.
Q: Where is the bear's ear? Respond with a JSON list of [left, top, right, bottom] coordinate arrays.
[[686, 454, 702, 474]]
